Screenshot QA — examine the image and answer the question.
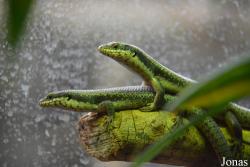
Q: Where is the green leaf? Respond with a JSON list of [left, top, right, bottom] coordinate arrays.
[[133, 55, 250, 166], [168, 55, 250, 110], [132, 123, 188, 167], [132, 105, 225, 167], [7, 0, 34, 47]]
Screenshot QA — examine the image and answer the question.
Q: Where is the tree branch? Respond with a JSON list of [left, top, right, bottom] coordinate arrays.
[[78, 110, 250, 167]]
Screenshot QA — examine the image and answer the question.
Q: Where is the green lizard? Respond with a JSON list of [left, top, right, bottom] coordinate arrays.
[[39, 86, 155, 112], [98, 42, 194, 111], [39, 86, 234, 161], [39, 86, 250, 130], [97, 42, 246, 153]]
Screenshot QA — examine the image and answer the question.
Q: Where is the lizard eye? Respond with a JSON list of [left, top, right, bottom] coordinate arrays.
[[47, 95, 53, 99], [131, 52, 136, 57], [111, 43, 119, 49], [67, 95, 72, 100]]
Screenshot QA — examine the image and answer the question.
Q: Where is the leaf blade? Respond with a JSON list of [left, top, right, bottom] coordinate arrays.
[[134, 55, 250, 166], [7, 0, 34, 46], [168, 56, 250, 111], [132, 105, 225, 167]]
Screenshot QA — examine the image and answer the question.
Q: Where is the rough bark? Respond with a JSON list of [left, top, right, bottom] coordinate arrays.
[[77, 110, 250, 167]]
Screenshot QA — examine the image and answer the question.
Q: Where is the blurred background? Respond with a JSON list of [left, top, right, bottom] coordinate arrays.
[[0, 0, 250, 166]]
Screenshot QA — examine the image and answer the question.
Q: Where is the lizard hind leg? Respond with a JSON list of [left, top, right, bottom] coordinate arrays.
[[188, 109, 233, 163], [225, 112, 243, 159], [97, 101, 116, 132]]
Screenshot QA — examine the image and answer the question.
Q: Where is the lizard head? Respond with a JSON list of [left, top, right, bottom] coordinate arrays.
[[39, 90, 95, 112], [39, 91, 70, 108], [98, 42, 146, 68]]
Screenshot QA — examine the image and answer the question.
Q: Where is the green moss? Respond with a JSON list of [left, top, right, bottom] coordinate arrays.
[[79, 110, 250, 165]]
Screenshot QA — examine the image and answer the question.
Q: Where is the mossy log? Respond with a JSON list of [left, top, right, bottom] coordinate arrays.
[[78, 110, 250, 167]]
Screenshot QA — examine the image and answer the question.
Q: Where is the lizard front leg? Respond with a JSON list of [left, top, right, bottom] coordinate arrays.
[[98, 101, 115, 131], [140, 77, 165, 112]]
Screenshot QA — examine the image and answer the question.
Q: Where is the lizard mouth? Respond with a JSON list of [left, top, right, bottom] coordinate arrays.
[[39, 98, 50, 107], [98, 45, 114, 55], [98, 45, 128, 61], [39, 96, 60, 107], [98, 42, 122, 58]]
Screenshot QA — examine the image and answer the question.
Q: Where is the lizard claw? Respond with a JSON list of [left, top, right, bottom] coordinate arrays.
[[140, 103, 157, 112], [231, 140, 243, 159], [104, 114, 114, 132], [97, 101, 115, 132]]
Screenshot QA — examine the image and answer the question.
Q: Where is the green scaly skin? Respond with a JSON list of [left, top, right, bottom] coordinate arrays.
[[98, 42, 247, 157], [39, 86, 250, 130], [97, 42, 250, 127], [39, 86, 155, 112], [39, 86, 233, 161], [98, 42, 194, 111]]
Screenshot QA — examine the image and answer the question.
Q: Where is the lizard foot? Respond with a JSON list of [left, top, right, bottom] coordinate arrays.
[[139, 103, 158, 112], [231, 140, 243, 159], [104, 114, 115, 132], [98, 101, 115, 132]]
